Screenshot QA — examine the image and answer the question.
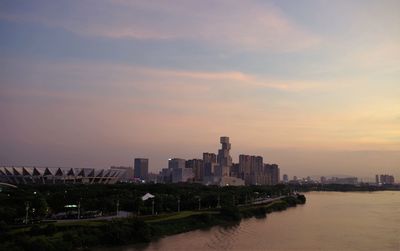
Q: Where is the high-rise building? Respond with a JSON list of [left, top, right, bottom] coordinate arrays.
[[217, 137, 232, 177], [239, 154, 263, 185], [230, 163, 240, 177], [203, 152, 217, 178], [172, 167, 194, 183], [166, 158, 195, 183], [159, 168, 172, 183], [283, 174, 289, 183], [265, 164, 280, 185], [186, 159, 204, 181], [203, 152, 217, 164], [168, 158, 186, 170], [239, 154, 251, 180], [203, 162, 217, 177], [134, 158, 149, 181], [375, 174, 379, 184]]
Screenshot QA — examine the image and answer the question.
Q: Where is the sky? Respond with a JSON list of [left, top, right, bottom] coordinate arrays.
[[0, 0, 399, 180]]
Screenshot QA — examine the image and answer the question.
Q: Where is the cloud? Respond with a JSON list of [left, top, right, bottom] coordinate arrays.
[[0, 0, 320, 52], [2, 58, 399, 153], [0, 58, 324, 96], [350, 41, 400, 73]]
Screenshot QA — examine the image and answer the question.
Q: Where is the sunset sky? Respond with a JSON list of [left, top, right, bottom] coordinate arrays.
[[1, 0, 399, 180]]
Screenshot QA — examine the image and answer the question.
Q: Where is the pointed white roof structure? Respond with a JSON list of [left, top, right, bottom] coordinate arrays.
[[0, 166, 127, 185], [142, 193, 155, 201]]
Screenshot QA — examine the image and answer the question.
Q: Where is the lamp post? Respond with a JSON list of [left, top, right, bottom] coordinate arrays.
[[137, 199, 140, 216], [152, 199, 155, 215], [198, 197, 201, 210], [25, 201, 30, 224], [116, 199, 120, 217], [177, 197, 180, 213], [78, 200, 81, 219]]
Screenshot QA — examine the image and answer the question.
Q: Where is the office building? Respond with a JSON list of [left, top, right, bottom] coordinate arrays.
[[159, 168, 172, 183], [168, 158, 186, 170], [186, 159, 204, 181], [265, 164, 280, 185], [239, 154, 263, 185], [134, 158, 149, 181], [203, 152, 217, 164], [172, 167, 194, 183]]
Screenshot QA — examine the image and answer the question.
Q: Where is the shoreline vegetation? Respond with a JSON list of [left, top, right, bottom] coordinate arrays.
[[0, 183, 305, 251], [1, 182, 398, 251], [1, 195, 306, 251]]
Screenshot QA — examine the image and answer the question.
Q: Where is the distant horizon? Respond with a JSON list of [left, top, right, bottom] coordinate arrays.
[[0, 163, 394, 183], [1, 138, 398, 181], [1, 1, 399, 181]]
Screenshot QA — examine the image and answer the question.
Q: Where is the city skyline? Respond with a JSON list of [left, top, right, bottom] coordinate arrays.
[[0, 136, 396, 183], [0, 0, 399, 180]]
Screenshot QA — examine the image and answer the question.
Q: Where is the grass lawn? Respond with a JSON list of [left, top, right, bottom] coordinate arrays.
[[146, 210, 218, 223], [54, 219, 107, 227]]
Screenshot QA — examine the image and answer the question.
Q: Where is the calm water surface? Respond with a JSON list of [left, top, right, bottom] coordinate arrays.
[[98, 191, 400, 251]]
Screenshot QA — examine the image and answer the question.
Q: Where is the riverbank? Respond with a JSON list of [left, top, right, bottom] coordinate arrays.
[[289, 183, 400, 192], [103, 191, 399, 251], [0, 194, 306, 251]]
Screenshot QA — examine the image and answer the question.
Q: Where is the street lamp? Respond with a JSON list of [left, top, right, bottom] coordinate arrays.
[[195, 196, 201, 210], [116, 199, 120, 217], [78, 200, 81, 219], [25, 201, 30, 224]]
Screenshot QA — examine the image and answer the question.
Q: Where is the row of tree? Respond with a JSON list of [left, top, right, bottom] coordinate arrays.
[[0, 183, 290, 224]]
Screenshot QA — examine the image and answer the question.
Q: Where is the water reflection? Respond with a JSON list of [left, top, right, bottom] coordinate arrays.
[[97, 191, 400, 251]]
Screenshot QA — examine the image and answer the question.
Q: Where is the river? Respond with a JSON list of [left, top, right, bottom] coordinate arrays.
[[98, 191, 400, 251]]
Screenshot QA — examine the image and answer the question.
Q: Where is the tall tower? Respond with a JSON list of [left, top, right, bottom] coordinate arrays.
[[203, 152, 217, 177], [134, 158, 149, 181], [217, 136, 232, 177]]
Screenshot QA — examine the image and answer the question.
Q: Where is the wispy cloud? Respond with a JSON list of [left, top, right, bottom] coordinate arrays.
[[0, 0, 320, 52], [0, 58, 325, 96]]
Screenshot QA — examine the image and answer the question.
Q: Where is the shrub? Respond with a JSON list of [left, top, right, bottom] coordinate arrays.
[[29, 225, 42, 236], [193, 213, 213, 224], [27, 236, 54, 251], [126, 217, 152, 242], [0, 241, 25, 251], [0, 220, 7, 235], [271, 201, 288, 211], [220, 206, 241, 221], [44, 224, 57, 235], [282, 196, 297, 207], [297, 194, 306, 204]]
